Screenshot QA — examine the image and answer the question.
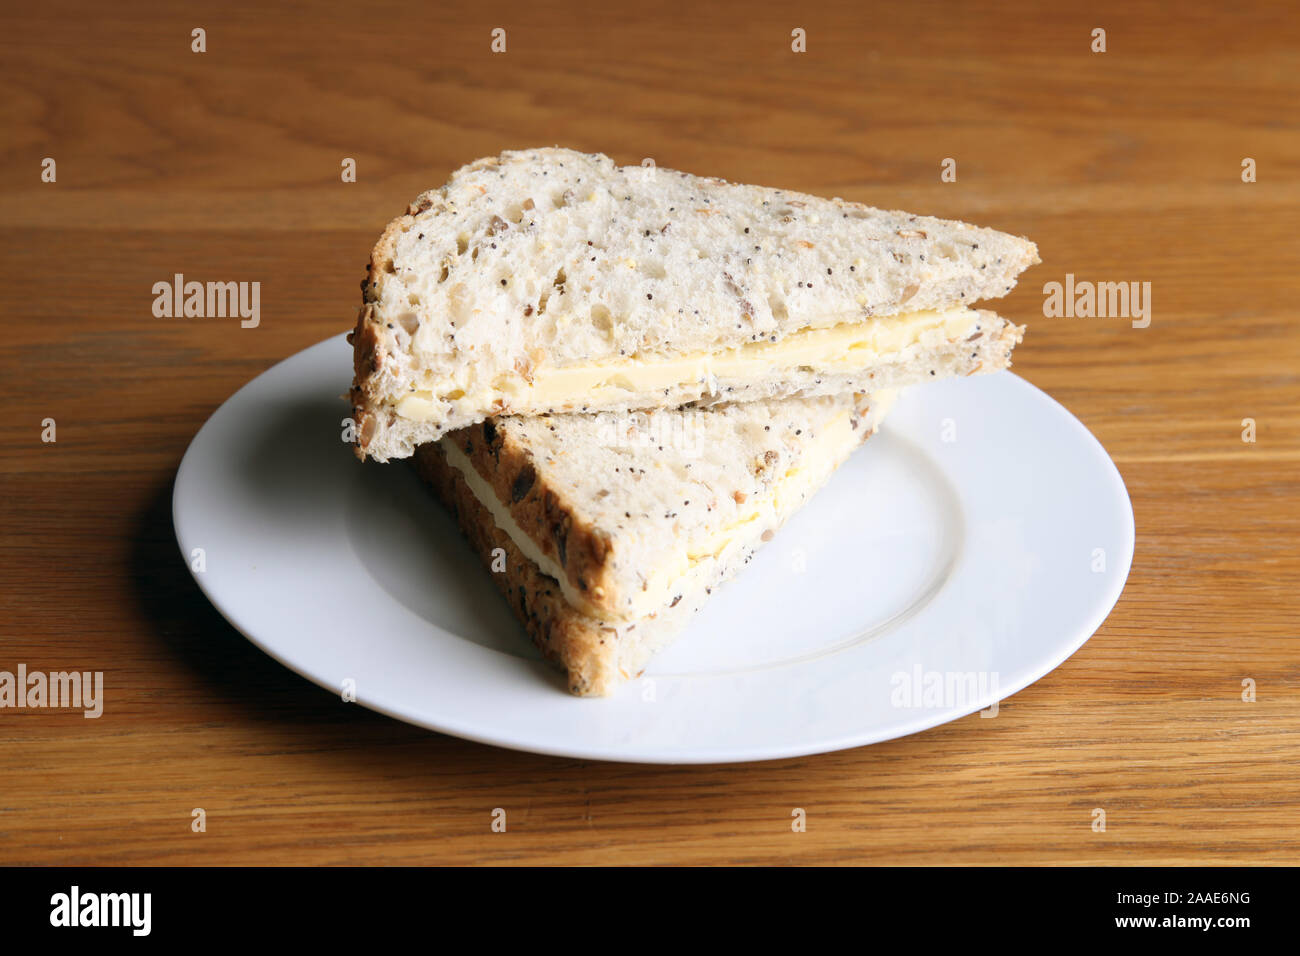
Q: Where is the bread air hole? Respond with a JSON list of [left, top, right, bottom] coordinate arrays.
[[456, 234, 469, 255], [447, 283, 470, 324], [397, 312, 419, 334], [768, 296, 789, 321], [502, 197, 535, 223], [591, 304, 613, 335]]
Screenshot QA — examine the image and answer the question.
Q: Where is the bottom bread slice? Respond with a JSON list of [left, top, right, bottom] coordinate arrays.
[[413, 395, 891, 696]]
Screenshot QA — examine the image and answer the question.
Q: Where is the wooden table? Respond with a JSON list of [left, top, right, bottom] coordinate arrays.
[[2, 0, 1296, 865]]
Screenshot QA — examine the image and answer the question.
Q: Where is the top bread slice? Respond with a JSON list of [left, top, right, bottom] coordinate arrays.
[[350, 147, 1038, 460]]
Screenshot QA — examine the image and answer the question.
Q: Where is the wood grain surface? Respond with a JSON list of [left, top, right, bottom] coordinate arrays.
[[1, 0, 1297, 865]]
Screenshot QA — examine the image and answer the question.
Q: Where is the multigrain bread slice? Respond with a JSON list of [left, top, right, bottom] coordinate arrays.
[[413, 391, 894, 696], [432, 393, 897, 623], [350, 147, 1036, 460]]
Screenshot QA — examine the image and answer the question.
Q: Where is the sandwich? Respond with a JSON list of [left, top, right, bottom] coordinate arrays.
[[413, 391, 895, 695], [349, 147, 1038, 461]]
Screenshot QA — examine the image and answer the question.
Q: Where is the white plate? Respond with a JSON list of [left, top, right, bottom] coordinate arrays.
[[174, 335, 1133, 764]]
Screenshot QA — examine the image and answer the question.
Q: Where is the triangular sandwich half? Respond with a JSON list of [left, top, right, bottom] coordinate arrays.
[[413, 391, 895, 696], [351, 147, 1035, 461]]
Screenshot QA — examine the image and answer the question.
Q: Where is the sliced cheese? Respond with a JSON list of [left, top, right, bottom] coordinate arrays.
[[395, 307, 974, 422]]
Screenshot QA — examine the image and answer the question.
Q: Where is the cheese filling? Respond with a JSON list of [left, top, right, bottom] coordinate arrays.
[[439, 391, 896, 624], [396, 307, 974, 422]]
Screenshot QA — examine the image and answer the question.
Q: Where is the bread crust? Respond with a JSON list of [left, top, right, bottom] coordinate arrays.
[[412, 441, 622, 696], [442, 420, 619, 620]]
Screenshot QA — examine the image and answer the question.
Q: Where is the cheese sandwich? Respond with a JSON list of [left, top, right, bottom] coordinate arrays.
[[413, 391, 894, 695], [351, 148, 1036, 460]]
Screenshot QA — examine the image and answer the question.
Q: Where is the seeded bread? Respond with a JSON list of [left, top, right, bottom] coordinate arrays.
[[350, 147, 1037, 460], [413, 392, 893, 695]]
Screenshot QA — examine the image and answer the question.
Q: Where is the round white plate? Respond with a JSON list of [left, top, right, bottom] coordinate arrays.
[[174, 335, 1134, 764]]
